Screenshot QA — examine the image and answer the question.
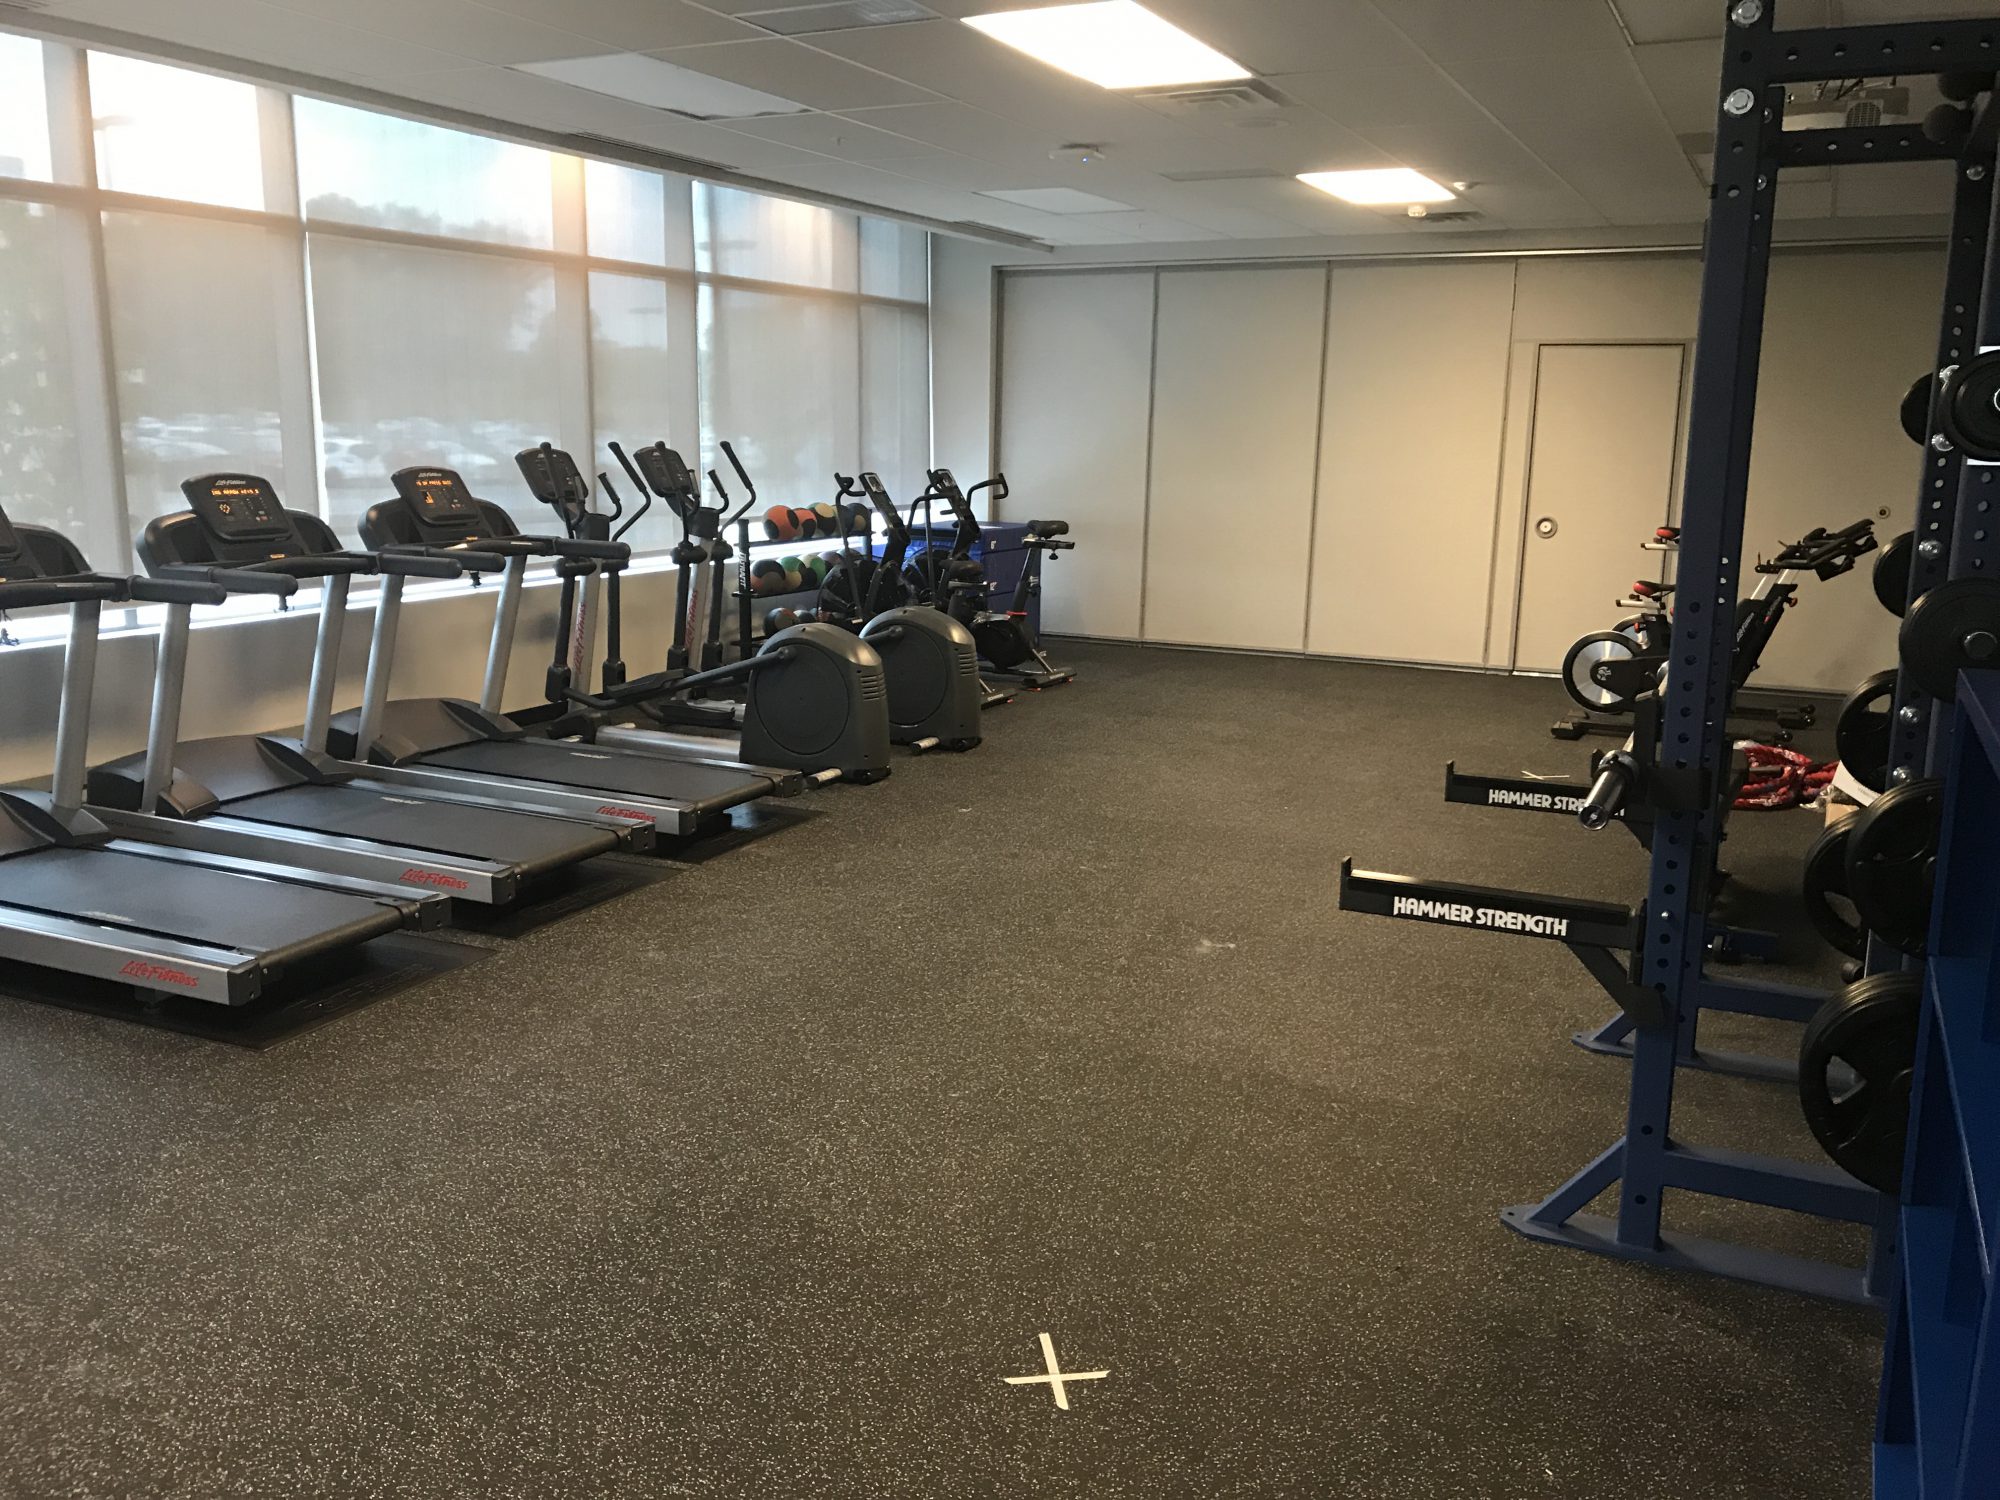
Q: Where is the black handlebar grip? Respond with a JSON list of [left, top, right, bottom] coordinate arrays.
[[550, 537, 631, 563], [129, 576, 228, 607], [0, 576, 131, 609]]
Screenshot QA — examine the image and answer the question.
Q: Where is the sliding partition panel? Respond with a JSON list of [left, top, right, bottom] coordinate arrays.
[[996, 270, 1156, 639], [1307, 261, 1516, 666], [1144, 265, 1325, 651]]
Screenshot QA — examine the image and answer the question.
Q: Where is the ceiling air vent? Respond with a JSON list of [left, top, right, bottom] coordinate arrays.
[[1132, 78, 1292, 122], [566, 134, 730, 176]]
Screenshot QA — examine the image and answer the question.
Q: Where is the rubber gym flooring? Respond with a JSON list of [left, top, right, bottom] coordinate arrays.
[[0, 641, 1877, 1500]]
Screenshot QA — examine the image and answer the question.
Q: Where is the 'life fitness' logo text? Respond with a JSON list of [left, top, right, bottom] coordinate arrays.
[[119, 959, 200, 989], [597, 806, 652, 821], [401, 868, 470, 890]]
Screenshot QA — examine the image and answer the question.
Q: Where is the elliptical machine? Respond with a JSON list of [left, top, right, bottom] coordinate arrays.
[[907, 468, 1076, 690], [799, 471, 983, 753], [395, 455, 892, 785]]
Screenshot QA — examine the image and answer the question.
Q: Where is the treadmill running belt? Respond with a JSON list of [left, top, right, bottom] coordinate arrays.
[[0, 849, 400, 962], [228, 784, 618, 870], [422, 740, 768, 813]]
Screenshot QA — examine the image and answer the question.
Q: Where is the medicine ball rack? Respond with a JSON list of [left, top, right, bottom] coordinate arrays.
[[1342, 0, 2000, 1312]]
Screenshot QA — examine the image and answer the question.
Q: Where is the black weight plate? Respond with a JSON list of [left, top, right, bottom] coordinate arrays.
[[1899, 576, 2000, 702], [1834, 669, 1898, 794], [1872, 531, 1914, 618], [1798, 972, 1921, 1194], [1901, 373, 1936, 446], [1940, 351, 2000, 462], [1845, 778, 1943, 957], [1801, 822, 1866, 960]]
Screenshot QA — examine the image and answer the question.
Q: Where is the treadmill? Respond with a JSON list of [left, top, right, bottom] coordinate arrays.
[[0, 529, 434, 1007], [315, 465, 793, 836], [87, 475, 642, 904]]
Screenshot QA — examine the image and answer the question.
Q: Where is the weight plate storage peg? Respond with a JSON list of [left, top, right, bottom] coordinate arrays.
[[1801, 822, 1866, 960], [1844, 777, 1943, 957], [1872, 530, 1914, 617], [1798, 972, 1922, 1195], [1898, 575, 2000, 702], [1833, 669, 1897, 793], [1938, 350, 2000, 461]]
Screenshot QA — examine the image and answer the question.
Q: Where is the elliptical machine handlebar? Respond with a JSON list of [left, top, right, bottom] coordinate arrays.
[[964, 473, 1008, 509]]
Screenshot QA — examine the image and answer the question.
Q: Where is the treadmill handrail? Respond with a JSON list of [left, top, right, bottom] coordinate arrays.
[[0, 575, 131, 610], [377, 545, 509, 578], [157, 563, 305, 597]]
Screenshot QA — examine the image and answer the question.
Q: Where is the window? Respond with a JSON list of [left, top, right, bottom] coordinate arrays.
[[89, 52, 267, 210], [862, 219, 927, 302], [590, 272, 697, 554], [296, 98, 556, 248], [586, 159, 694, 267], [0, 33, 930, 581], [862, 304, 931, 503], [310, 236, 566, 538], [0, 202, 90, 548], [695, 182, 857, 291], [0, 33, 52, 182], [104, 212, 297, 531], [699, 283, 859, 510]]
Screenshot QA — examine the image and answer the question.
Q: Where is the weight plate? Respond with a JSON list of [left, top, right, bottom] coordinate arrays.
[[1940, 350, 2000, 462], [1833, 669, 1897, 794], [1898, 575, 2000, 702], [1561, 630, 1642, 713], [1872, 530, 1914, 618], [1845, 777, 1943, 957], [1798, 972, 1921, 1194], [1900, 373, 1936, 446], [1801, 823, 1866, 960]]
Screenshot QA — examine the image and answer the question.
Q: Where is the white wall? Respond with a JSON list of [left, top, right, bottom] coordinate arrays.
[[980, 243, 1944, 693]]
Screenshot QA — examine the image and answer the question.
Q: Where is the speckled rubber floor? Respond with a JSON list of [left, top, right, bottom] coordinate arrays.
[[0, 642, 1879, 1499]]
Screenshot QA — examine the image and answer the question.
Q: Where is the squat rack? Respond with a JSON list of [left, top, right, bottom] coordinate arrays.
[[1342, 0, 2000, 1305]]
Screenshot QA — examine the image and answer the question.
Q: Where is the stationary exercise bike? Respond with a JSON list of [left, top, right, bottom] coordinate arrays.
[[906, 468, 1076, 689]]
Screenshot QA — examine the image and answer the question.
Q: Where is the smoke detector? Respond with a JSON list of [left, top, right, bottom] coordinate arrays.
[[1048, 143, 1108, 165]]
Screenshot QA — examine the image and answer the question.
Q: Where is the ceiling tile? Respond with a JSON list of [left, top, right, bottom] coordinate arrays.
[[717, 110, 946, 160], [1063, 209, 1228, 243], [259, 0, 599, 65], [471, 0, 767, 51], [1834, 159, 1957, 217], [1146, 0, 1428, 80], [648, 36, 938, 110], [47, 0, 470, 78], [1631, 38, 1725, 136], [1371, 0, 1629, 61]]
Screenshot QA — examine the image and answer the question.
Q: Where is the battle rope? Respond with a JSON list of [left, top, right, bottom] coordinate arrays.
[[1734, 742, 1836, 810]]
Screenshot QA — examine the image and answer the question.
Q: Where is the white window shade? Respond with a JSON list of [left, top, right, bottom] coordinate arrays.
[[585, 158, 693, 268], [861, 303, 930, 503], [296, 98, 558, 249], [0, 33, 51, 182], [590, 270, 698, 555], [695, 182, 857, 292], [699, 282, 858, 512], [309, 235, 568, 540], [104, 211, 295, 534], [0, 202, 93, 552], [89, 53, 266, 211]]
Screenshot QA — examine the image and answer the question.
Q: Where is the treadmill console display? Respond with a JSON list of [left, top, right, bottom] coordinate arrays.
[[636, 445, 697, 502], [392, 467, 482, 524], [183, 474, 294, 543]]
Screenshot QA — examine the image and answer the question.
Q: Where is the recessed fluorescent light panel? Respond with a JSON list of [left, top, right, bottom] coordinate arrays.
[[963, 2, 1250, 91], [515, 54, 808, 120], [1296, 167, 1456, 206]]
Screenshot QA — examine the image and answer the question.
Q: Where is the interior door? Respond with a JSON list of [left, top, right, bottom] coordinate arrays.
[[1512, 342, 1688, 673]]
